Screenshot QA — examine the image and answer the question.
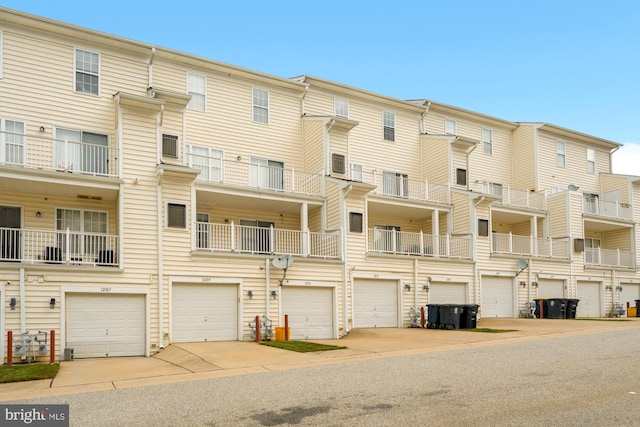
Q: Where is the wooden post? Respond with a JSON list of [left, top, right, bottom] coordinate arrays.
[[7, 331, 12, 366], [284, 314, 290, 341], [255, 315, 260, 343], [420, 307, 425, 328], [50, 330, 55, 364]]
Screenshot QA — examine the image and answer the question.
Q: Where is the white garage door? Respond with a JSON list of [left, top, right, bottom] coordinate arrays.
[[481, 276, 514, 318], [620, 283, 640, 315], [172, 284, 238, 342], [67, 293, 145, 358], [536, 279, 565, 298], [353, 280, 398, 328], [282, 286, 334, 340], [576, 281, 601, 318], [429, 282, 467, 304]]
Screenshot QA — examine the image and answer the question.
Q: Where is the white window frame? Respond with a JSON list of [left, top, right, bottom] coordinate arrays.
[[482, 128, 493, 155], [54, 127, 109, 174], [196, 212, 210, 249], [444, 118, 456, 135], [252, 88, 269, 124], [186, 145, 223, 183], [55, 208, 109, 259], [383, 111, 395, 141], [74, 48, 100, 96], [187, 73, 206, 112], [0, 118, 26, 164], [250, 157, 284, 190], [586, 148, 595, 174], [556, 140, 566, 167], [334, 98, 349, 119], [350, 163, 363, 182]]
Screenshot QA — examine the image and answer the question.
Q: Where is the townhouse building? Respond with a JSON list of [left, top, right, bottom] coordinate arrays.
[[0, 7, 637, 362]]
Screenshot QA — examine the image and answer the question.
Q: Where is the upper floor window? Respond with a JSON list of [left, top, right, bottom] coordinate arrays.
[[0, 118, 25, 164], [383, 111, 395, 141], [55, 127, 109, 175], [482, 128, 493, 155], [456, 168, 467, 186], [586, 148, 595, 174], [349, 212, 363, 233], [382, 171, 408, 197], [75, 49, 99, 95], [556, 140, 566, 167], [187, 73, 206, 111], [167, 203, 186, 228], [445, 118, 456, 135], [350, 163, 363, 182], [252, 88, 269, 124], [334, 98, 349, 119], [250, 157, 283, 190], [187, 145, 223, 182]]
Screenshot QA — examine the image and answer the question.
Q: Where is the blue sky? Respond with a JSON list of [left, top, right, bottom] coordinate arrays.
[[3, 1, 639, 174]]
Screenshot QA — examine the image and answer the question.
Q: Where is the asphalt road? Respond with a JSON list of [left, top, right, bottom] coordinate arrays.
[[12, 328, 640, 426]]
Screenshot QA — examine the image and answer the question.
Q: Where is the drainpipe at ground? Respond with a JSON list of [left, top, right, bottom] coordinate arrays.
[[19, 268, 25, 334]]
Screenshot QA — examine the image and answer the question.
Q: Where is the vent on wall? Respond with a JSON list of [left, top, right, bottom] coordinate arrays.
[[574, 238, 585, 252], [162, 134, 178, 158], [332, 153, 346, 174]]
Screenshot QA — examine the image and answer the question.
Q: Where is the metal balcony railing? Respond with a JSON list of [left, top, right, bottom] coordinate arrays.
[[355, 169, 450, 204], [367, 229, 471, 259], [0, 131, 119, 177], [583, 198, 633, 220], [491, 232, 570, 259], [585, 248, 634, 268], [0, 227, 119, 266], [195, 222, 340, 258], [469, 182, 546, 210]]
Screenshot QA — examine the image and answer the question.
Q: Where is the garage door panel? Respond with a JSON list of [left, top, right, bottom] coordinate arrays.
[[429, 283, 467, 304], [354, 280, 398, 328], [282, 287, 333, 340], [482, 277, 514, 318], [577, 282, 601, 318], [537, 279, 565, 298], [620, 284, 640, 314]]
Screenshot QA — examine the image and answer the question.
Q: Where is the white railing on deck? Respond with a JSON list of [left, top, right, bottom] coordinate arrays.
[[367, 229, 471, 259], [0, 131, 118, 177], [355, 169, 450, 204], [585, 248, 634, 268], [195, 222, 340, 258], [469, 182, 546, 210], [583, 198, 633, 220], [0, 227, 118, 266], [491, 232, 569, 259]]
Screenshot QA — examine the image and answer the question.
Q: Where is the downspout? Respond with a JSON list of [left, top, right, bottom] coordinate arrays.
[[609, 146, 621, 174], [265, 259, 270, 319], [466, 142, 478, 191], [157, 168, 164, 349], [326, 119, 336, 175], [342, 184, 353, 336], [420, 101, 430, 134], [300, 84, 308, 171], [148, 47, 156, 89], [414, 258, 419, 311], [19, 268, 25, 334]]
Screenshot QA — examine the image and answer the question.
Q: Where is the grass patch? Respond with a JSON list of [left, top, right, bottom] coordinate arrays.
[[574, 318, 633, 322], [261, 341, 346, 352], [458, 328, 518, 333], [0, 363, 59, 384]]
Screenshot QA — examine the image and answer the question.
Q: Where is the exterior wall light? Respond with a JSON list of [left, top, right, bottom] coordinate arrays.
[[50, 297, 56, 309], [423, 285, 430, 292], [247, 290, 253, 299], [404, 284, 411, 291], [519, 281, 527, 288], [10, 298, 16, 310]]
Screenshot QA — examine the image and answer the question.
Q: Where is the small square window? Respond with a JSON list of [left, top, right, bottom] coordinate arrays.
[[162, 134, 178, 158], [168, 203, 186, 228], [350, 163, 363, 182], [335, 98, 349, 119], [332, 153, 346, 174], [478, 219, 489, 237], [456, 168, 467, 186], [349, 212, 363, 233], [445, 118, 456, 135]]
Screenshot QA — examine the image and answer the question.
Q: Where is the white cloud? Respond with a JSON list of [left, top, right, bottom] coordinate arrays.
[[612, 143, 640, 176]]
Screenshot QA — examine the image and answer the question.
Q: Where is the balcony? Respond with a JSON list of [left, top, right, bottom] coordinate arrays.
[[585, 248, 635, 269], [186, 153, 324, 197], [357, 170, 450, 204], [470, 182, 545, 210], [0, 131, 118, 177], [0, 227, 119, 266], [583, 197, 633, 220], [492, 233, 570, 259], [367, 229, 472, 259], [195, 222, 340, 259]]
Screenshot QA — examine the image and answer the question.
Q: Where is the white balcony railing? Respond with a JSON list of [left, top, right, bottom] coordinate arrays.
[[0, 131, 119, 177], [585, 248, 635, 269], [195, 222, 340, 258], [185, 153, 324, 197], [355, 169, 450, 204], [491, 232, 570, 259], [469, 182, 546, 210], [367, 229, 471, 259], [583, 198, 633, 220], [0, 227, 118, 266]]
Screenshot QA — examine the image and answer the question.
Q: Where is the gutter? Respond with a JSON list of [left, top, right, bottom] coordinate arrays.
[[341, 184, 353, 336]]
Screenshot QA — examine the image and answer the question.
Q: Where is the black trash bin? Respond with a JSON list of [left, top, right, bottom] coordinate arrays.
[[546, 298, 566, 319], [460, 304, 479, 329], [439, 304, 462, 330], [565, 299, 579, 319], [635, 300, 640, 318], [426, 304, 440, 329]]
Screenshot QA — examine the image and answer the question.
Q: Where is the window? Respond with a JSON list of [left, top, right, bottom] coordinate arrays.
[[374, 224, 402, 252], [478, 219, 489, 237], [482, 181, 503, 197], [349, 212, 363, 233], [54, 128, 108, 174], [75, 49, 99, 95], [162, 134, 178, 158], [586, 148, 595, 174], [240, 219, 274, 253], [382, 171, 409, 197], [331, 153, 346, 174], [584, 237, 601, 264], [0, 206, 21, 261], [583, 193, 599, 215], [335, 98, 349, 119], [0, 119, 25, 164], [196, 212, 210, 249], [187, 145, 223, 182], [167, 203, 186, 228], [556, 140, 566, 167], [187, 73, 206, 111], [482, 128, 493, 155], [445, 118, 456, 135], [250, 157, 284, 190], [56, 208, 108, 259], [252, 88, 269, 124], [350, 163, 363, 182], [383, 111, 395, 141], [456, 168, 467, 186]]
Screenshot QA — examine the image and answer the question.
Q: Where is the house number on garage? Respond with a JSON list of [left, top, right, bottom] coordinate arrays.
[[202, 278, 212, 282], [100, 287, 112, 292]]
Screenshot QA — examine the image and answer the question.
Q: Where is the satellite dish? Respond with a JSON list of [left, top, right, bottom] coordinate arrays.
[[272, 255, 294, 269], [517, 260, 528, 270]]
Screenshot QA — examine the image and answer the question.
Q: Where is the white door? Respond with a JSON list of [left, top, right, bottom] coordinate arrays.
[[536, 279, 565, 298], [481, 276, 514, 317], [172, 284, 238, 342], [281, 287, 334, 340], [576, 281, 601, 318], [353, 280, 398, 328], [66, 293, 145, 358], [429, 282, 467, 304], [620, 283, 640, 315]]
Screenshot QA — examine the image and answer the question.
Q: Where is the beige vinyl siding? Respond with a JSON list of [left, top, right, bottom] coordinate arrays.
[[325, 181, 342, 231], [601, 175, 630, 204], [511, 126, 536, 190], [451, 192, 471, 234], [547, 192, 569, 237], [302, 119, 325, 175], [301, 88, 334, 116], [329, 130, 348, 176], [423, 112, 446, 134], [422, 137, 449, 184], [603, 228, 632, 251], [451, 149, 468, 187], [469, 126, 513, 188]]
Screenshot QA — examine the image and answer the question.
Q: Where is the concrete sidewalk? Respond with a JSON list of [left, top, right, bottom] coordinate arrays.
[[1, 318, 638, 402]]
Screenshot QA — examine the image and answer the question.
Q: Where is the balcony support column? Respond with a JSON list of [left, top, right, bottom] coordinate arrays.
[[300, 203, 309, 257], [530, 217, 538, 256], [432, 211, 439, 257]]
